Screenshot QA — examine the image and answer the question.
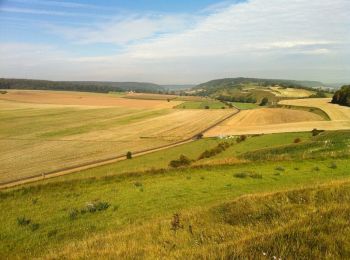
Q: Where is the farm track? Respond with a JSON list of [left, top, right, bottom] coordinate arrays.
[[0, 109, 240, 189]]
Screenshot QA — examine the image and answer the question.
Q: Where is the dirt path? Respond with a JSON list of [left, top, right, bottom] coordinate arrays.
[[0, 109, 240, 189]]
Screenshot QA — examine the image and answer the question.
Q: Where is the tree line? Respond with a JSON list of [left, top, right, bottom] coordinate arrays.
[[332, 85, 350, 106]]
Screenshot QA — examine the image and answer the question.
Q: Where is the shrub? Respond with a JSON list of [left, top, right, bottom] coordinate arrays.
[[204, 105, 210, 109], [47, 229, 58, 238], [169, 155, 191, 168], [126, 151, 132, 159], [313, 166, 320, 171], [311, 128, 324, 136], [68, 209, 79, 220], [329, 162, 337, 169], [196, 133, 203, 139], [134, 181, 143, 187], [170, 213, 183, 232], [250, 173, 263, 179], [30, 223, 40, 231], [234, 172, 248, 178], [17, 217, 31, 226], [275, 166, 285, 171], [260, 97, 269, 106], [294, 138, 301, 143]]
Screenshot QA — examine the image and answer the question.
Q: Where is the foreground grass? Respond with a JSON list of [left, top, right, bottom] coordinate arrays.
[[46, 181, 350, 259], [1, 157, 349, 258]]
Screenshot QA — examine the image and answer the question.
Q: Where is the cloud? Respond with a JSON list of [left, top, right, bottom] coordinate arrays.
[[45, 13, 199, 45], [1, 0, 350, 83]]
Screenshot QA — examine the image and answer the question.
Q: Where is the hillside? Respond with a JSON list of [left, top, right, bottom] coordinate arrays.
[[191, 77, 326, 104], [0, 78, 163, 93], [332, 85, 350, 106], [1, 130, 350, 258]]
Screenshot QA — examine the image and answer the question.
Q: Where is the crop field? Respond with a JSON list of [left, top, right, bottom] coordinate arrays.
[[1, 130, 349, 258], [0, 90, 182, 109], [0, 91, 235, 183], [205, 108, 326, 136], [269, 86, 313, 97], [206, 98, 350, 136]]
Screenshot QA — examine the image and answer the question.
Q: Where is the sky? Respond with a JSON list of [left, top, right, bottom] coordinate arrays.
[[0, 0, 349, 84]]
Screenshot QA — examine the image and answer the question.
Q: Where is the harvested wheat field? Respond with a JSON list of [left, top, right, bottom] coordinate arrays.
[[0, 90, 182, 109], [0, 97, 234, 183], [269, 87, 313, 97], [279, 98, 350, 121], [206, 99, 350, 136]]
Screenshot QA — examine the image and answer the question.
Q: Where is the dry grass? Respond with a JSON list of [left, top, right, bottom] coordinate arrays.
[[0, 90, 182, 109], [0, 97, 233, 182], [205, 108, 327, 136], [269, 87, 313, 97], [43, 181, 350, 259]]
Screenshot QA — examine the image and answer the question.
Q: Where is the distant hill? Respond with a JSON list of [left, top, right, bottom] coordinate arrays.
[[161, 84, 196, 91], [0, 78, 164, 93], [194, 77, 324, 93]]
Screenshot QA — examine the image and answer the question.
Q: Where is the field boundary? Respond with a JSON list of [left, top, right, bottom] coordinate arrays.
[[275, 104, 331, 121], [0, 109, 240, 189]]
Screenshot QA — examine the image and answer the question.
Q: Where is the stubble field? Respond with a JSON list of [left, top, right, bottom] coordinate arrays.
[[0, 90, 235, 183]]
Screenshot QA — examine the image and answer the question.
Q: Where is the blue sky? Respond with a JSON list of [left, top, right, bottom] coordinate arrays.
[[0, 0, 349, 84]]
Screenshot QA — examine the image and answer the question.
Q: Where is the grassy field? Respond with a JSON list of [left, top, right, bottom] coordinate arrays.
[[231, 102, 259, 110], [175, 100, 228, 109], [1, 130, 349, 258], [0, 94, 233, 182]]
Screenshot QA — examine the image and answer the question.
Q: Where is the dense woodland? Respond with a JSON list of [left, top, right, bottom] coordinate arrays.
[[0, 78, 163, 93], [332, 85, 350, 106]]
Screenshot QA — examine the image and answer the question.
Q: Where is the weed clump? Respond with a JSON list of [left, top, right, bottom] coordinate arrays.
[[329, 162, 337, 169], [170, 213, 183, 232], [275, 166, 285, 172], [234, 172, 248, 178], [234, 172, 262, 179], [294, 138, 301, 143], [17, 216, 31, 226], [68, 209, 79, 220]]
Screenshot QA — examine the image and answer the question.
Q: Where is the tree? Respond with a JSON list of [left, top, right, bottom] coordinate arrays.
[[126, 151, 132, 159], [260, 97, 268, 106]]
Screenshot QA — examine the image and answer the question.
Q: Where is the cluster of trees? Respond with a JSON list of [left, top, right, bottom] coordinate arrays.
[[169, 155, 192, 168], [331, 85, 350, 106], [217, 95, 257, 104], [0, 78, 164, 94], [198, 142, 231, 160], [310, 90, 327, 98]]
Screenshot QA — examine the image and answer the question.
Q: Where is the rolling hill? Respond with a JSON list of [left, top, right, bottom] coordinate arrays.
[[0, 78, 164, 93]]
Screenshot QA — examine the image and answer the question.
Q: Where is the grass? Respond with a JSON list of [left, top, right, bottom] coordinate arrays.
[[174, 100, 228, 109], [1, 130, 350, 258], [231, 102, 259, 110], [45, 181, 350, 259]]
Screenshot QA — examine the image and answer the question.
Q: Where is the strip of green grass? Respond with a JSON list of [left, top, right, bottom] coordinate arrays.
[[231, 102, 259, 110], [175, 101, 228, 109]]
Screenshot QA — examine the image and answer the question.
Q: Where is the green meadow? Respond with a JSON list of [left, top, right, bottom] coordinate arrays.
[[1, 130, 349, 258]]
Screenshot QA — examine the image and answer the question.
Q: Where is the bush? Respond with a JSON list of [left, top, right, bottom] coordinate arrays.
[[311, 128, 324, 136], [260, 97, 269, 106], [47, 229, 58, 238], [134, 181, 143, 187], [329, 162, 337, 169], [126, 151, 132, 159], [30, 223, 40, 231], [204, 105, 210, 109], [234, 172, 248, 178], [294, 138, 301, 143], [170, 213, 183, 232], [68, 209, 79, 220], [276, 166, 285, 171], [17, 217, 31, 226], [169, 155, 191, 168], [196, 133, 203, 139]]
